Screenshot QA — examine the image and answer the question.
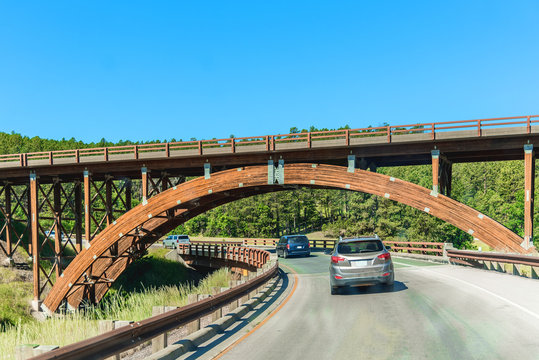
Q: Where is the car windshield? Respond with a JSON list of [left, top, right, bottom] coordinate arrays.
[[289, 236, 308, 244], [338, 240, 383, 254]]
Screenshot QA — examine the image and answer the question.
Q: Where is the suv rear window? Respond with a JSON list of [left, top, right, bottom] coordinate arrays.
[[178, 235, 189, 240], [288, 236, 308, 244], [337, 240, 383, 254]]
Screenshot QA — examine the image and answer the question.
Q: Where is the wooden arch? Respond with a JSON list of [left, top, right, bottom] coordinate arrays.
[[43, 164, 527, 313]]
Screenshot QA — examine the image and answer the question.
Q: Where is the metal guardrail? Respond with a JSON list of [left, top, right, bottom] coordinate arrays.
[[31, 245, 277, 360], [1, 114, 538, 167], [446, 249, 539, 267]]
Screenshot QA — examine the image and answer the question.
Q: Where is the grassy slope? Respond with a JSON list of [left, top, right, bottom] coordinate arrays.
[[0, 247, 232, 359]]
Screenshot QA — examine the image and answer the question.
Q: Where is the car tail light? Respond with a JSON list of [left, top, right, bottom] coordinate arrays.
[[382, 272, 390, 277], [377, 253, 391, 261], [331, 256, 346, 264], [286, 244, 290, 250], [334, 275, 343, 279]]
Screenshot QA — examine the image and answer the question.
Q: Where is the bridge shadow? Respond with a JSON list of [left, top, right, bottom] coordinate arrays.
[[335, 281, 408, 296], [180, 268, 290, 359]]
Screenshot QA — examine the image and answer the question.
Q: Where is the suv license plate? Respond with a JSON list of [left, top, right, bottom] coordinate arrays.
[[297, 246, 302, 249], [352, 260, 369, 267]]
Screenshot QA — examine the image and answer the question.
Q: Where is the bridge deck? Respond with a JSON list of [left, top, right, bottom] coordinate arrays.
[[1, 124, 538, 183]]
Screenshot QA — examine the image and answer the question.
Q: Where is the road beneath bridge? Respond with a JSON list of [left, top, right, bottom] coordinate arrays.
[[189, 251, 539, 360]]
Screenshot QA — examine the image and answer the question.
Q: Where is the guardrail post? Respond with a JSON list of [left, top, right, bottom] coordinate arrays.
[[532, 267, 539, 279], [98, 320, 118, 360], [211, 287, 222, 321], [15, 344, 38, 360], [442, 243, 452, 260], [231, 138, 235, 153], [513, 264, 521, 276], [198, 140, 203, 155], [187, 294, 200, 334], [104, 147, 109, 161], [386, 126, 391, 143], [151, 306, 176, 353]]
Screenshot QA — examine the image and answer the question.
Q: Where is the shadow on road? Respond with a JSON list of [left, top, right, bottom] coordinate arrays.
[[336, 281, 408, 295], [181, 268, 290, 360]]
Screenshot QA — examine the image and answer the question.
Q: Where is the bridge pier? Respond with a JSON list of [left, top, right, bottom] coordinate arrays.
[[523, 144, 535, 249]]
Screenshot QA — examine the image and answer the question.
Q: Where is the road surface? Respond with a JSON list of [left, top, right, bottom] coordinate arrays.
[[216, 250, 539, 360]]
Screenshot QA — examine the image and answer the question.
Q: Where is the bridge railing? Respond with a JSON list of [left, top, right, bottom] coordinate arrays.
[[2, 114, 539, 168], [384, 241, 444, 255], [30, 244, 277, 360]]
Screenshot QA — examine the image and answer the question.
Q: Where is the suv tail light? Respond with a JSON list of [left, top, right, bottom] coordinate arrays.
[[286, 244, 290, 250], [331, 256, 346, 264], [377, 253, 391, 261]]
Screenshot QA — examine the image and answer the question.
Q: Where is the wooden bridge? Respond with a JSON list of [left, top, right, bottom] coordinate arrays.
[[0, 114, 537, 312]]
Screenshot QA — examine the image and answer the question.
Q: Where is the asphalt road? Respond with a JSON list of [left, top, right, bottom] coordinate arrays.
[[218, 250, 539, 360]]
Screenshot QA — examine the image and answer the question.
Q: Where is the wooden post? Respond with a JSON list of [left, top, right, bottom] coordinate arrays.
[[74, 181, 82, 253], [186, 294, 200, 334], [105, 176, 113, 226], [524, 144, 535, 250], [152, 306, 167, 353], [53, 180, 62, 279], [29, 172, 40, 308], [4, 184, 12, 260], [83, 170, 91, 243], [431, 150, 440, 194], [141, 167, 148, 203]]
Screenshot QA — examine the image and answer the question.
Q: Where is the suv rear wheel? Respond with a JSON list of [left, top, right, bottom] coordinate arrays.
[[331, 286, 339, 295], [283, 250, 289, 259]]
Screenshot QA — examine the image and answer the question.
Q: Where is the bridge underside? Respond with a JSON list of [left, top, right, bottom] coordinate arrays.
[[42, 164, 529, 313]]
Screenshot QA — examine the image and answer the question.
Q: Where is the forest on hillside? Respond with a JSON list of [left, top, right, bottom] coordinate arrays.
[[0, 130, 534, 250]]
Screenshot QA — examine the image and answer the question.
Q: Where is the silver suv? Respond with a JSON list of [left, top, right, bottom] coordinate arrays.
[[329, 236, 394, 295]]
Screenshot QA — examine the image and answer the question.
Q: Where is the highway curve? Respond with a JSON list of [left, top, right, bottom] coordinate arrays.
[[217, 251, 539, 360]]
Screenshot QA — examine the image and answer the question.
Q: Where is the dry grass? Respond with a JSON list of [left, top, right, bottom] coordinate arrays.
[[0, 268, 232, 359]]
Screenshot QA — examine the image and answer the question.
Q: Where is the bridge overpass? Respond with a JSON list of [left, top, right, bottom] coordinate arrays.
[[0, 114, 538, 311]]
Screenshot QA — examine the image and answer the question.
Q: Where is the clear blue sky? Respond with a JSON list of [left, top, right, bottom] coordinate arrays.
[[1, 1, 538, 143]]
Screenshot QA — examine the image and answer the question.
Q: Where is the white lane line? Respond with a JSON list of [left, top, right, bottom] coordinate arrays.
[[421, 267, 539, 321], [392, 260, 413, 267]]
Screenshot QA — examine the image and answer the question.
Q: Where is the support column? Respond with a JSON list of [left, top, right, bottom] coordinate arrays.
[[74, 181, 83, 253], [29, 172, 40, 307], [125, 179, 132, 211], [84, 170, 91, 243], [53, 180, 62, 279], [141, 167, 148, 203], [431, 150, 440, 194], [4, 184, 12, 260], [105, 176, 113, 226], [524, 144, 535, 250]]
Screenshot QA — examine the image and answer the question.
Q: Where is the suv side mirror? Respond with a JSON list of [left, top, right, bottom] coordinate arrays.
[[385, 245, 392, 251]]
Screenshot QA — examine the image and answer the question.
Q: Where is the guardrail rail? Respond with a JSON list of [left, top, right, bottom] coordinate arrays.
[[30, 245, 277, 360]]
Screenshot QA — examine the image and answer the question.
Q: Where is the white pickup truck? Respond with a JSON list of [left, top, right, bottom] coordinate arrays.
[[162, 234, 190, 249]]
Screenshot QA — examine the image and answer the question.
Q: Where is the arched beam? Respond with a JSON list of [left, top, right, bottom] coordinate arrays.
[[43, 164, 527, 313]]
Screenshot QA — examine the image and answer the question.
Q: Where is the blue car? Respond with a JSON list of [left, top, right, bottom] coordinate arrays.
[[276, 235, 311, 258]]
